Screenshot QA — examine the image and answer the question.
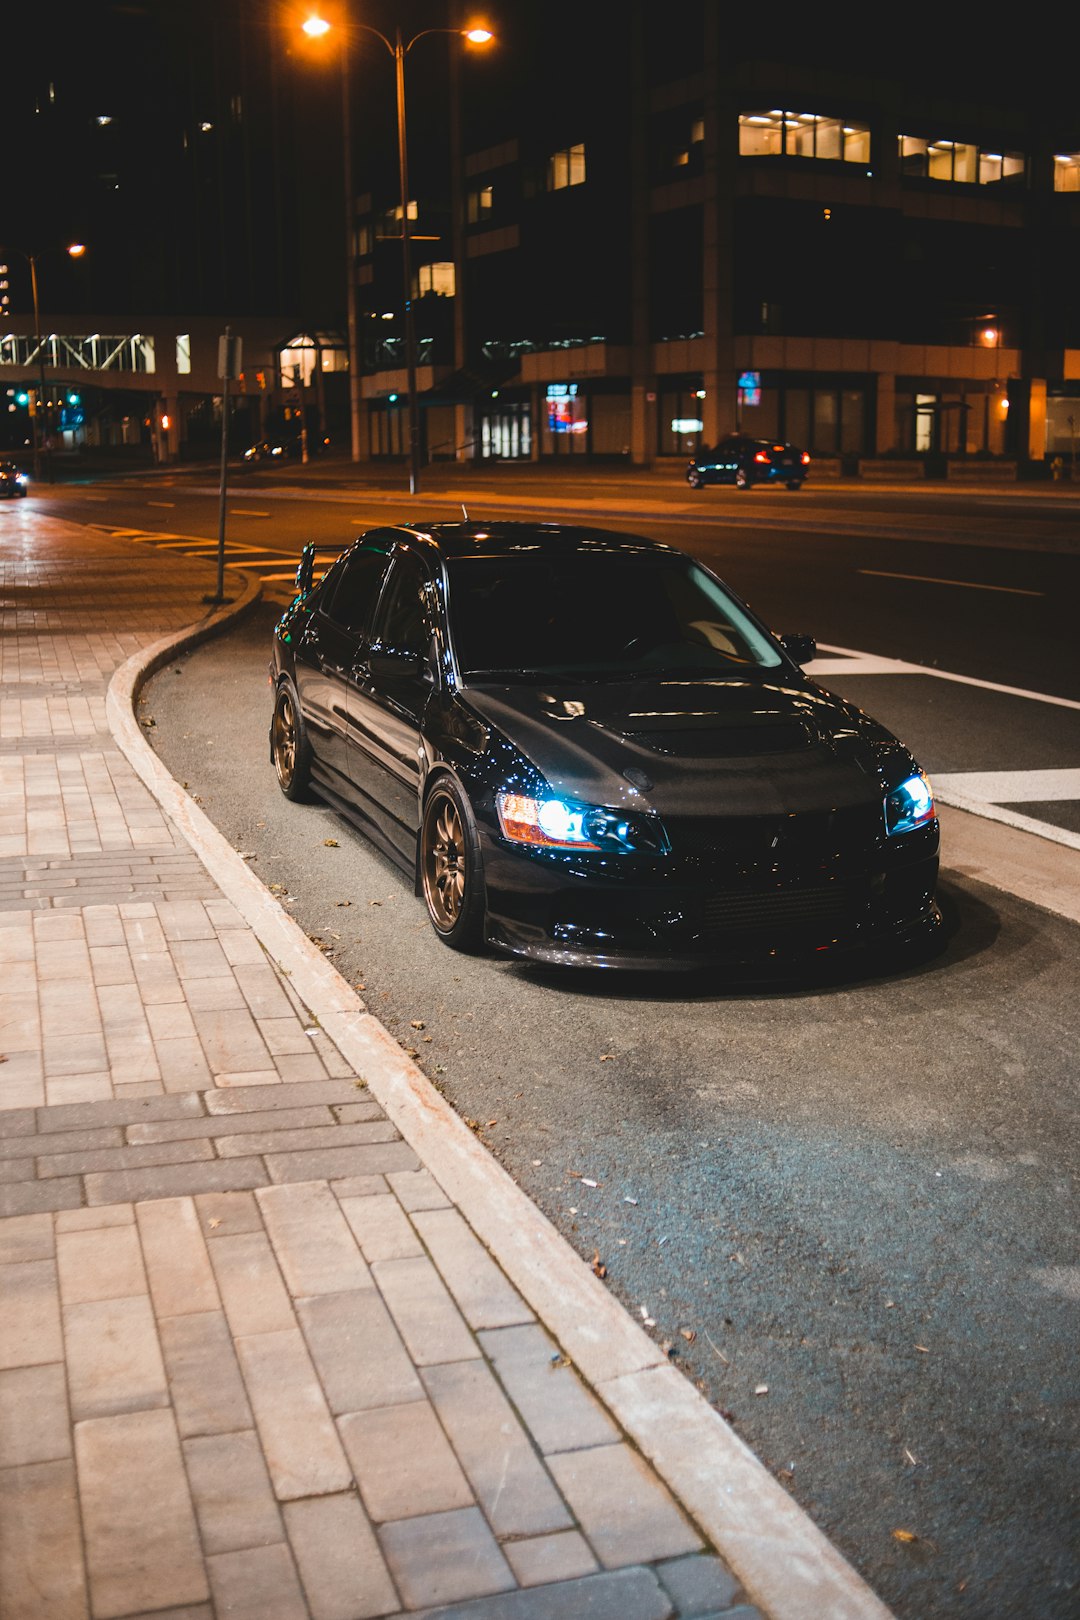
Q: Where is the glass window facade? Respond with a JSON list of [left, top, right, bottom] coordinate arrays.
[[547, 144, 586, 190], [900, 136, 1025, 184], [739, 113, 870, 163], [1054, 153, 1080, 191]]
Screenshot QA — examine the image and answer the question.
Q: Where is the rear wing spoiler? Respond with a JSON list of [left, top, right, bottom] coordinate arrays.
[[294, 542, 349, 597]]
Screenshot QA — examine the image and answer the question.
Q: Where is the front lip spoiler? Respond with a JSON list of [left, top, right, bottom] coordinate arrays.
[[486, 902, 944, 973]]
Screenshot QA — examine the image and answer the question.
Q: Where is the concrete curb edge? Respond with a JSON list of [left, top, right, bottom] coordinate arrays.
[[105, 575, 894, 1620]]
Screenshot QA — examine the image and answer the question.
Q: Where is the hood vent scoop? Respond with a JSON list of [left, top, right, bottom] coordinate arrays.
[[623, 722, 811, 759]]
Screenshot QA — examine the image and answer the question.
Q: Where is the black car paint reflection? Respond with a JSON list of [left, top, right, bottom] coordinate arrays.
[[269, 523, 939, 969]]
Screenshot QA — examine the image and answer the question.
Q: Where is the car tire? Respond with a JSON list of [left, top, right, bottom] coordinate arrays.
[[686, 468, 703, 489], [420, 777, 486, 951], [271, 679, 314, 801], [786, 480, 803, 490], [734, 468, 750, 489]]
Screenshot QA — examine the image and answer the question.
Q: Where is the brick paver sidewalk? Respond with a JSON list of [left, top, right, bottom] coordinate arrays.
[[0, 514, 771, 1620]]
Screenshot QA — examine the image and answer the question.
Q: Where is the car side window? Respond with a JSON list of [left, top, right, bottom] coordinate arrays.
[[322, 544, 392, 635], [371, 554, 430, 659]]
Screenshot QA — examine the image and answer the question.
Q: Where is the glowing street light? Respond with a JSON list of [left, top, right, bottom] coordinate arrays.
[[6, 242, 87, 482], [301, 14, 494, 491]]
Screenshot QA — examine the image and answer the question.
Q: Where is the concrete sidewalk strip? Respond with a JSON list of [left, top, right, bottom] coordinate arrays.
[[0, 512, 905, 1619]]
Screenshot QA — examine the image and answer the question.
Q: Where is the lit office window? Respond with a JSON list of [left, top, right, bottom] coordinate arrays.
[[547, 143, 586, 190], [739, 112, 870, 163], [900, 136, 1024, 184], [674, 117, 705, 167], [1054, 153, 1080, 191], [467, 184, 493, 223], [417, 262, 456, 297], [176, 334, 191, 375]]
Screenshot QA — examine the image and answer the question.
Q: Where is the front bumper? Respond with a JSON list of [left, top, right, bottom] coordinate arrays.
[[478, 818, 940, 970]]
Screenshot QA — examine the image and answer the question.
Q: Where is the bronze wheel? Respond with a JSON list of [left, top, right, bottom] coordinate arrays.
[[420, 780, 485, 950], [272, 681, 312, 800]]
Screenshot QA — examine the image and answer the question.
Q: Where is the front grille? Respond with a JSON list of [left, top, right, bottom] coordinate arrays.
[[668, 806, 881, 862], [702, 880, 866, 935]]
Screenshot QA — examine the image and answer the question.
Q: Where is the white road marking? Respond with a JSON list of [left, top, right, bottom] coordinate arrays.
[[147, 501, 176, 508], [229, 508, 270, 517], [808, 643, 1080, 714], [858, 568, 1043, 597], [934, 793, 1080, 853], [932, 769, 1080, 802]]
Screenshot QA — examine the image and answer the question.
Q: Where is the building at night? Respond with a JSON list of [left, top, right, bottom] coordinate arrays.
[[3, 3, 1076, 474]]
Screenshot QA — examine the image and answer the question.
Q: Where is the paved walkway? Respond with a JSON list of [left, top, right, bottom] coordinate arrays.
[[0, 511, 893, 1620]]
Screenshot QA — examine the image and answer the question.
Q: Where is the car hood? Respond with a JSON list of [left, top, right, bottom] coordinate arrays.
[[464, 676, 898, 818]]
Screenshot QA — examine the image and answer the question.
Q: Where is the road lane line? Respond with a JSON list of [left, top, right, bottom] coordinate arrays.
[[147, 501, 176, 508], [229, 508, 270, 517], [858, 568, 1043, 596], [809, 643, 1080, 713], [932, 769, 1080, 802]]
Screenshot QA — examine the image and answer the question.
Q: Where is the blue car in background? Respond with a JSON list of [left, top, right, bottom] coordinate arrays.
[[687, 434, 810, 491]]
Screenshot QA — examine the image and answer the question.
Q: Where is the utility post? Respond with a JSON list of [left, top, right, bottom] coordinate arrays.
[[208, 327, 241, 607]]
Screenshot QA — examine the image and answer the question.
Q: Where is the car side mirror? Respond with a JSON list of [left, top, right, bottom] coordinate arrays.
[[780, 633, 816, 666], [368, 646, 425, 680], [295, 543, 316, 596]]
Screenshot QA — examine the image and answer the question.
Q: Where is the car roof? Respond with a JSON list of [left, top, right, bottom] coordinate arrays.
[[372, 521, 684, 563]]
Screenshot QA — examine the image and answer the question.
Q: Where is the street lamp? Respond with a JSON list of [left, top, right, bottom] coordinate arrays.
[[5, 243, 86, 483], [302, 13, 493, 495]]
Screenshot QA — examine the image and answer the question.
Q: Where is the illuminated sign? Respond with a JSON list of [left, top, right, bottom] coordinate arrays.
[[546, 383, 587, 435], [737, 370, 761, 406]]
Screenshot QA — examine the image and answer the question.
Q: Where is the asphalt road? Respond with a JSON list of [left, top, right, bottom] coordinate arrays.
[[117, 478, 1080, 1620]]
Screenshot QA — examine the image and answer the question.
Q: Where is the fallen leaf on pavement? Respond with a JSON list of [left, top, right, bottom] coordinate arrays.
[[591, 1252, 607, 1279], [410, 1020, 425, 1030], [335, 899, 351, 907], [207, 1217, 221, 1229], [549, 1354, 571, 1370], [892, 1529, 918, 1543], [680, 1327, 697, 1343], [323, 838, 339, 847], [599, 1053, 615, 1061]]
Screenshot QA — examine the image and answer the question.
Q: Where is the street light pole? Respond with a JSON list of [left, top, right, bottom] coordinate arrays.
[[393, 29, 421, 497], [28, 255, 48, 484], [301, 16, 492, 495], [339, 37, 362, 464]]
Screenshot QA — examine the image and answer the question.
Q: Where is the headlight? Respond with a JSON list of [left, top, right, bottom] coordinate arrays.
[[884, 772, 935, 835], [496, 791, 667, 855]]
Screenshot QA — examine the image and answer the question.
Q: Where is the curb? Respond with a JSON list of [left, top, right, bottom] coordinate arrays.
[[106, 574, 895, 1620]]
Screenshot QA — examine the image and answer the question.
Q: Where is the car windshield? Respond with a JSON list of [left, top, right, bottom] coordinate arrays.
[[446, 552, 783, 679]]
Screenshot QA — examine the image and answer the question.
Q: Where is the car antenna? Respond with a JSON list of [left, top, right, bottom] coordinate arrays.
[[461, 503, 469, 520]]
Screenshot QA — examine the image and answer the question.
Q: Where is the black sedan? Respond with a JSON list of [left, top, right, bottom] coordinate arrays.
[[0, 460, 29, 497], [269, 523, 939, 970], [687, 434, 810, 490]]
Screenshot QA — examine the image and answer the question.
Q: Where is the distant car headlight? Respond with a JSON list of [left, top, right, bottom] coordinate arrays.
[[243, 447, 257, 460], [884, 772, 935, 835], [496, 791, 668, 855], [16, 473, 28, 485]]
